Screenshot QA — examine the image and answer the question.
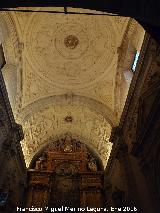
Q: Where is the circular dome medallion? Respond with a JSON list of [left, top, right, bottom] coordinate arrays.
[[64, 35, 79, 49], [25, 14, 117, 89], [54, 23, 89, 60]]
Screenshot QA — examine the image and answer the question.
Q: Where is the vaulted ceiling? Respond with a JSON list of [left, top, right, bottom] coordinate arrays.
[[0, 8, 145, 167]]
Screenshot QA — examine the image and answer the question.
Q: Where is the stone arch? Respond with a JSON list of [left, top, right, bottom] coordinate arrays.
[[20, 102, 113, 168], [18, 94, 118, 127]]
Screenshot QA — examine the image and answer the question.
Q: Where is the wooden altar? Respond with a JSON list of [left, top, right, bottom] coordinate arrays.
[[26, 135, 104, 211]]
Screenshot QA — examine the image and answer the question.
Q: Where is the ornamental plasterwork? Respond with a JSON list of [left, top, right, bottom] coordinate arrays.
[[11, 8, 35, 35], [22, 60, 115, 110], [23, 12, 117, 88], [112, 16, 130, 35], [20, 104, 112, 168], [6, 9, 130, 113], [17, 94, 118, 128], [22, 58, 68, 107], [0, 10, 135, 169], [0, 12, 24, 116], [76, 80, 114, 110], [21, 54, 117, 111], [0, 13, 17, 67]]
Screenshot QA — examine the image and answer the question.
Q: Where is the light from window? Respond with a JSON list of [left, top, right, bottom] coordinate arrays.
[[132, 51, 140, 72]]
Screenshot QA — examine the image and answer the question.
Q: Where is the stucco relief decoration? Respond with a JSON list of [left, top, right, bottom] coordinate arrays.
[[18, 13, 131, 111], [21, 105, 112, 168], [24, 13, 116, 88], [64, 35, 79, 49]]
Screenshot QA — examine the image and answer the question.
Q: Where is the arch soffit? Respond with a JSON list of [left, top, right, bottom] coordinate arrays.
[[20, 96, 114, 168], [18, 94, 118, 127]]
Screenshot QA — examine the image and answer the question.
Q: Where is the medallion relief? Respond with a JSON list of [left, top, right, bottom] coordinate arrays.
[[64, 35, 79, 49]]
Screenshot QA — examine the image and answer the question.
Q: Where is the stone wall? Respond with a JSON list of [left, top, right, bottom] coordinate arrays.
[[0, 70, 26, 213], [106, 33, 160, 213]]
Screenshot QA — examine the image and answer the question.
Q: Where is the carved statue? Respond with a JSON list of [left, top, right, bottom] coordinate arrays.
[[35, 152, 47, 170], [87, 154, 98, 172], [62, 135, 73, 152]]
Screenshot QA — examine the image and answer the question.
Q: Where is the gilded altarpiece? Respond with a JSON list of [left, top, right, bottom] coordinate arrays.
[[26, 135, 104, 211]]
